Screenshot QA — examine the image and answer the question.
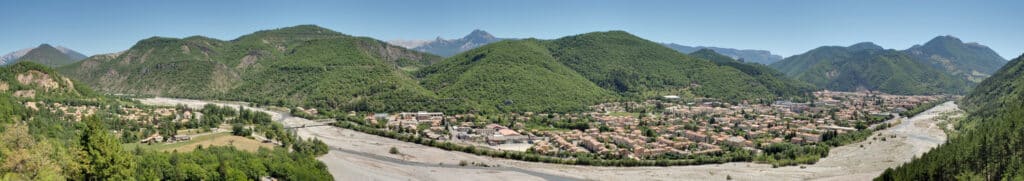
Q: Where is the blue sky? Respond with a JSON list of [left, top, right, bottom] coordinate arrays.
[[2, 0, 1022, 58]]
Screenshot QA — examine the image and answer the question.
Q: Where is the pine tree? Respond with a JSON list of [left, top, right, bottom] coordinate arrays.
[[80, 116, 136, 180]]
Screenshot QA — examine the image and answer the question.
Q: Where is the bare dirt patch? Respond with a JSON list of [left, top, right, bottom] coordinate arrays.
[[13, 90, 35, 98], [16, 70, 58, 90]]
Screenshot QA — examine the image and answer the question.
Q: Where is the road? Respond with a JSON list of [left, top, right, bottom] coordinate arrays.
[[139, 97, 961, 181]]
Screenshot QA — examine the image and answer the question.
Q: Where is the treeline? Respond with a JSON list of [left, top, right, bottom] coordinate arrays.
[[200, 104, 327, 155], [755, 125, 880, 167], [901, 100, 944, 118]]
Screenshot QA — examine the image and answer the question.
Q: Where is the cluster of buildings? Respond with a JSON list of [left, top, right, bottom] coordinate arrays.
[[363, 91, 949, 160], [521, 91, 946, 159]]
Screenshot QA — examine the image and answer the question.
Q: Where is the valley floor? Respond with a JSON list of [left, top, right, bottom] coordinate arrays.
[[139, 98, 959, 181]]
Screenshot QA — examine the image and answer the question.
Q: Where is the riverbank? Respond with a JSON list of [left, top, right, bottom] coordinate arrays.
[[139, 97, 959, 181]]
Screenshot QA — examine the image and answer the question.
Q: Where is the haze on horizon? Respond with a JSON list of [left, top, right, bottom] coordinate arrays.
[[2, 0, 1022, 58]]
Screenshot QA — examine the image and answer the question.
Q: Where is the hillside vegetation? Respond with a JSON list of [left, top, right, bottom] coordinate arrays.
[[415, 31, 816, 112], [688, 49, 816, 98], [0, 63, 333, 180], [12, 44, 82, 67], [878, 54, 1024, 180], [544, 31, 808, 101], [417, 40, 614, 113], [770, 43, 969, 95], [904, 36, 1007, 83], [61, 26, 816, 113], [59, 25, 444, 114]]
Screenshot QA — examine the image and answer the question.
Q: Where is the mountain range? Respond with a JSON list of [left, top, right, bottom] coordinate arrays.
[[416, 31, 814, 112], [664, 43, 784, 65], [0, 44, 88, 66], [769, 36, 1006, 95], [52, 25, 1012, 113], [770, 42, 969, 95], [59, 26, 815, 113], [390, 30, 505, 57], [904, 35, 1007, 83], [58, 25, 445, 113]]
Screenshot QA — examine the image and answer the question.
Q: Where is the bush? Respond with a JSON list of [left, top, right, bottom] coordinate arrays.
[[389, 147, 400, 155]]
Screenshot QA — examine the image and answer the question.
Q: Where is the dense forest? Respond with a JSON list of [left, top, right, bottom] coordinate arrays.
[[877, 54, 1024, 180]]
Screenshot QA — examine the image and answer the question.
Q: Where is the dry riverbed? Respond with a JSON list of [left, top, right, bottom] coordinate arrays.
[[139, 98, 959, 181]]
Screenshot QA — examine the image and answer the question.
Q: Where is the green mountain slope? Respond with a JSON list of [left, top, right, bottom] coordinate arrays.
[[904, 36, 1007, 83], [770, 43, 969, 95], [416, 40, 614, 113], [689, 49, 815, 98], [415, 31, 815, 112], [225, 37, 445, 112], [878, 54, 1024, 180], [545, 31, 787, 101], [14, 44, 81, 67], [58, 25, 443, 113], [1, 61, 98, 100]]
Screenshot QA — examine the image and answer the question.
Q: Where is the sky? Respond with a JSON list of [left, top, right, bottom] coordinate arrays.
[[2, 0, 1023, 58]]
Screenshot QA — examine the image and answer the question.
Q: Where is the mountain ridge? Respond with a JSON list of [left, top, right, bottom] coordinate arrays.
[[58, 25, 445, 113], [663, 43, 784, 65], [390, 29, 506, 57], [770, 42, 969, 95], [1, 44, 88, 66], [903, 35, 1006, 83]]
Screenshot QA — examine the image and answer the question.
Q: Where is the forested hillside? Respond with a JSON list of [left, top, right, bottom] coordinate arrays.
[[545, 31, 800, 101], [416, 40, 614, 113], [904, 36, 1007, 83], [688, 49, 815, 98], [770, 43, 969, 95], [59, 25, 444, 114], [61, 26, 817, 114], [878, 54, 1024, 180]]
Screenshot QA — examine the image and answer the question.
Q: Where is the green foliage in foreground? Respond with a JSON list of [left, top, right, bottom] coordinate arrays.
[[1, 61, 333, 180], [134, 146, 331, 180], [0, 114, 333, 180], [878, 54, 1024, 180]]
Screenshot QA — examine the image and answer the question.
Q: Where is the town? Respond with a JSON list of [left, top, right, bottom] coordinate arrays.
[[364, 91, 951, 160]]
